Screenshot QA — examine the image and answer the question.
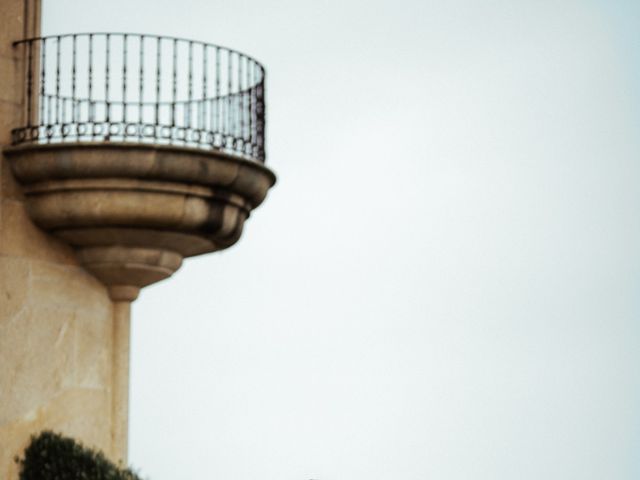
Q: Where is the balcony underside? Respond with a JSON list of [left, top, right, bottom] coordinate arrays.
[[5, 142, 276, 300]]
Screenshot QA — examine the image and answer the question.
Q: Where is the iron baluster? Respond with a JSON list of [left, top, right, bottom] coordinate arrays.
[[227, 50, 232, 147], [71, 35, 77, 132], [25, 40, 33, 128], [88, 34, 94, 139], [250, 58, 254, 150], [155, 36, 160, 140], [187, 40, 193, 137], [138, 35, 144, 140], [256, 73, 265, 160], [202, 44, 207, 137], [172, 38, 177, 130], [123, 34, 128, 128], [40, 38, 45, 129], [106, 33, 111, 134], [215, 46, 220, 143], [245, 55, 250, 150], [55, 36, 61, 131], [239, 54, 244, 150]]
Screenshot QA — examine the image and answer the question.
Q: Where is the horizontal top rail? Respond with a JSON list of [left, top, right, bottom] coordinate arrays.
[[13, 33, 266, 78], [11, 32, 267, 163]]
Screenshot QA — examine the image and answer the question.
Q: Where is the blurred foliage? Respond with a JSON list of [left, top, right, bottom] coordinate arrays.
[[16, 431, 142, 480]]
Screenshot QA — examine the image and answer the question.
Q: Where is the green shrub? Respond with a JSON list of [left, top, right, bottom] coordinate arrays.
[[16, 431, 142, 480]]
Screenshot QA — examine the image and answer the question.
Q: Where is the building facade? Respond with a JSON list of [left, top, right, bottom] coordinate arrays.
[[0, 1, 274, 476]]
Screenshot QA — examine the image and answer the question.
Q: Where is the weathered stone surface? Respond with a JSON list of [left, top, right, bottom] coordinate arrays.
[[0, 55, 21, 105], [0, 100, 21, 146], [5, 142, 275, 298], [0, 1, 122, 473], [0, 255, 30, 321], [0, 255, 115, 449], [7, 143, 276, 205], [0, 197, 77, 264], [55, 227, 218, 256], [0, 304, 76, 426], [111, 302, 130, 464], [0, 259, 115, 464], [0, 388, 112, 480], [1, 0, 114, 464], [30, 261, 110, 310], [27, 186, 215, 229], [74, 305, 113, 389], [0, 0, 26, 56], [1, 142, 275, 470], [1, 153, 25, 200], [78, 246, 182, 285]]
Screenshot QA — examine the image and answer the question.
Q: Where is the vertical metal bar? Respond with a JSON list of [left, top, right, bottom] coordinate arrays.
[[240, 56, 249, 144], [244, 56, 249, 146], [187, 40, 193, 133], [47, 94, 52, 133], [55, 36, 61, 128], [215, 46, 220, 139], [123, 34, 128, 126], [88, 34, 94, 138], [155, 36, 161, 139], [209, 96, 214, 141], [45, 39, 52, 140], [40, 38, 46, 127], [209, 46, 214, 141], [26, 40, 33, 127], [138, 35, 144, 140], [201, 44, 207, 135], [261, 74, 266, 161], [254, 64, 258, 156], [257, 68, 265, 161], [105, 33, 111, 130], [171, 38, 177, 129], [227, 50, 232, 143], [252, 61, 257, 150], [239, 54, 244, 147], [248, 60, 256, 149], [244, 56, 249, 145], [71, 35, 77, 128]]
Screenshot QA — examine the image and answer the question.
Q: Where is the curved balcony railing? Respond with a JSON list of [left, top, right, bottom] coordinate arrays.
[[11, 33, 266, 162]]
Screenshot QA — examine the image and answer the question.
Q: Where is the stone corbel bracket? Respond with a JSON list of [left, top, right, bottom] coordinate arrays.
[[5, 142, 276, 301]]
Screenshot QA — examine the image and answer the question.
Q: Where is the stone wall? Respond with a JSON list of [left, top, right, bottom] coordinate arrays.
[[0, 1, 119, 477]]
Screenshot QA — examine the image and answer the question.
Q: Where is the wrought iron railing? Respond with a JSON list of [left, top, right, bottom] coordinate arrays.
[[11, 33, 266, 162]]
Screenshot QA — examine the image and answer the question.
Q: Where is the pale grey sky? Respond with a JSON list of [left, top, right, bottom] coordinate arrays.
[[45, 1, 640, 479]]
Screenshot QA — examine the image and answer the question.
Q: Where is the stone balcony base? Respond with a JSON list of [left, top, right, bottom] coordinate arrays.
[[5, 143, 276, 300]]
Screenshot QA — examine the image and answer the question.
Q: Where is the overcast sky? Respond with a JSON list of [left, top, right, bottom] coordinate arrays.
[[44, 1, 640, 479]]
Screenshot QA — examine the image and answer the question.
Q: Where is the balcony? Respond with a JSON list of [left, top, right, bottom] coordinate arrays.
[[5, 33, 276, 301]]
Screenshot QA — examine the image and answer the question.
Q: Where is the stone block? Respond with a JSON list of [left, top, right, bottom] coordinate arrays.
[[29, 260, 111, 312], [0, 304, 75, 426], [1, 155, 26, 201], [0, 54, 23, 105], [0, 388, 112, 480], [0, 255, 30, 321], [0, 2, 24, 58], [0, 100, 22, 145], [74, 306, 113, 389], [43, 388, 112, 456], [0, 198, 77, 264]]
